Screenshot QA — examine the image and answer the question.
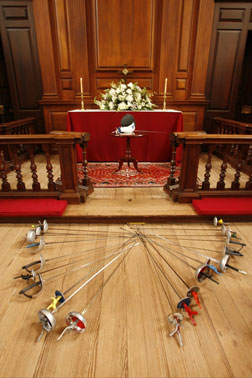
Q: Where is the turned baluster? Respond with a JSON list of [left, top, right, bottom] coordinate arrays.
[[0, 150, 11, 191], [202, 145, 215, 190], [246, 145, 252, 165], [10, 145, 26, 191], [42, 144, 56, 191], [27, 145, 41, 191], [231, 149, 242, 190], [245, 147, 252, 189], [216, 147, 228, 190], [166, 140, 178, 186], [80, 139, 91, 187]]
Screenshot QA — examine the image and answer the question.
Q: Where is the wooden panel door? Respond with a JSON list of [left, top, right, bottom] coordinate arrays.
[[204, 1, 252, 133], [0, 0, 43, 131]]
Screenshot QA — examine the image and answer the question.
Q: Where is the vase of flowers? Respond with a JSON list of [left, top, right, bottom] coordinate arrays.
[[94, 80, 156, 111]]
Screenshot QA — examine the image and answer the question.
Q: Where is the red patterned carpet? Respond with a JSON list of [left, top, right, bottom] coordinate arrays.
[[77, 162, 179, 188]]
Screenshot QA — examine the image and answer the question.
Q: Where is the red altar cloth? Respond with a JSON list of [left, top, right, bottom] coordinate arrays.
[[67, 110, 183, 162]]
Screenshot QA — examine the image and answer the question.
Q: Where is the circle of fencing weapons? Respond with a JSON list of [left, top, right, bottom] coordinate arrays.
[[18, 237, 137, 298], [57, 243, 134, 341], [134, 231, 221, 284], [36, 242, 140, 342], [137, 233, 186, 347], [16, 236, 135, 279], [136, 230, 200, 340], [147, 232, 247, 276]]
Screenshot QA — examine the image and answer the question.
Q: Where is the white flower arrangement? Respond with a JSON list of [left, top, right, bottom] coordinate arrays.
[[94, 80, 157, 111]]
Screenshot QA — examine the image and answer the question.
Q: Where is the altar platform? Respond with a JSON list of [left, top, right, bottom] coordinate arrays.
[[67, 109, 183, 162]]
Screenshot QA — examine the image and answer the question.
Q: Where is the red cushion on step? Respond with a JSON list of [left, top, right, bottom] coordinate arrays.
[[0, 199, 67, 217], [192, 197, 252, 215]]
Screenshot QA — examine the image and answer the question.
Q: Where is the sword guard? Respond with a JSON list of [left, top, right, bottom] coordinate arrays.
[[37, 308, 56, 341], [19, 273, 43, 298], [26, 238, 45, 254], [57, 311, 87, 340], [22, 254, 45, 273], [195, 263, 212, 282]]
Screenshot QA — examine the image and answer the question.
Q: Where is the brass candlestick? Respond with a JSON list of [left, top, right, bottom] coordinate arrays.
[[163, 77, 167, 110], [163, 93, 167, 110], [81, 93, 85, 111], [80, 77, 85, 111]]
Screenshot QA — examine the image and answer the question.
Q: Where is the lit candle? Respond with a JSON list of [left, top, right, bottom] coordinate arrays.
[[164, 78, 167, 94], [80, 77, 83, 94]]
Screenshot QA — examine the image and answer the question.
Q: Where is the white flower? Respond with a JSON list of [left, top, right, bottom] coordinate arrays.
[[94, 79, 156, 111], [126, 94, 133, 102], [109, 101, 114, 109], [118, 94, 126, 101], [135, 93, 141, 102], [118, 102, 127, 110]]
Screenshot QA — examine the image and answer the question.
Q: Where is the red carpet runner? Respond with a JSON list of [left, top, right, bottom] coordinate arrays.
[[77, 162, 179, 188], [192, 197, 252, 215], [0, 199, 67, 217]]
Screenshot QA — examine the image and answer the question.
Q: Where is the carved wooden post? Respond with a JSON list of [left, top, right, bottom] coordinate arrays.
[[27, 145, 41, 191], [231, 148, 242, 190], [168, 133, 202, 203], [164, 133, 178, 191], [55, 135, 83, 203], [42, 144, 56, 191], [79, 136, 93, 195], [10, 145, 26, 191], [216, 146, 228, 190], [202, 145, 215, 190], [0, 150, 11, 191]]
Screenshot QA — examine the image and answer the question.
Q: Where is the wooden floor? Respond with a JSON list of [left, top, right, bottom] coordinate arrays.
[[0, 221, 251, 377], [1, 156, 252, 377]]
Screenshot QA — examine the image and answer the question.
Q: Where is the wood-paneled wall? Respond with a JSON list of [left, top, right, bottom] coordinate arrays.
[[0, 0, 216, 133], [33, 0, 215, 132]]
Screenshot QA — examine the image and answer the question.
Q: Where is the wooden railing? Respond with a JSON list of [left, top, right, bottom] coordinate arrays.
[[164, 132, 252, 203], [213, 117, 252, 135], [0, 133, 93, 204], [0, 117, 36, 135], [0, 117, 37, 164], [213, 117, 252, 175]]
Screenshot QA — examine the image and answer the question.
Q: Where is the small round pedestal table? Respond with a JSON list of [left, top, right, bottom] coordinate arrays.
[[111, 133, 144, 172]]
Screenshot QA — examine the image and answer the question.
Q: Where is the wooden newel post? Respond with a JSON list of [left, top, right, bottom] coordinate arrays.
[[79, 136, 94, 195], [164, 134, 178, 190], [56, 136, 83, 204], [177, 141, 201, 202]]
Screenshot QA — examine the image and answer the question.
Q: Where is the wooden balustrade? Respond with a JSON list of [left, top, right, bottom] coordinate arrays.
[[0, 117, 36, 135], [213, 117, 252, 135], [0, 133, 93, 204], [0, 117, 37, 166], [164, 132, 252, 203], [213, 117, 252, 174]]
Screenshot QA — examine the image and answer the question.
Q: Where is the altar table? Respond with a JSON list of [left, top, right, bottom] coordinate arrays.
[[67, 110, 183, 162]]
